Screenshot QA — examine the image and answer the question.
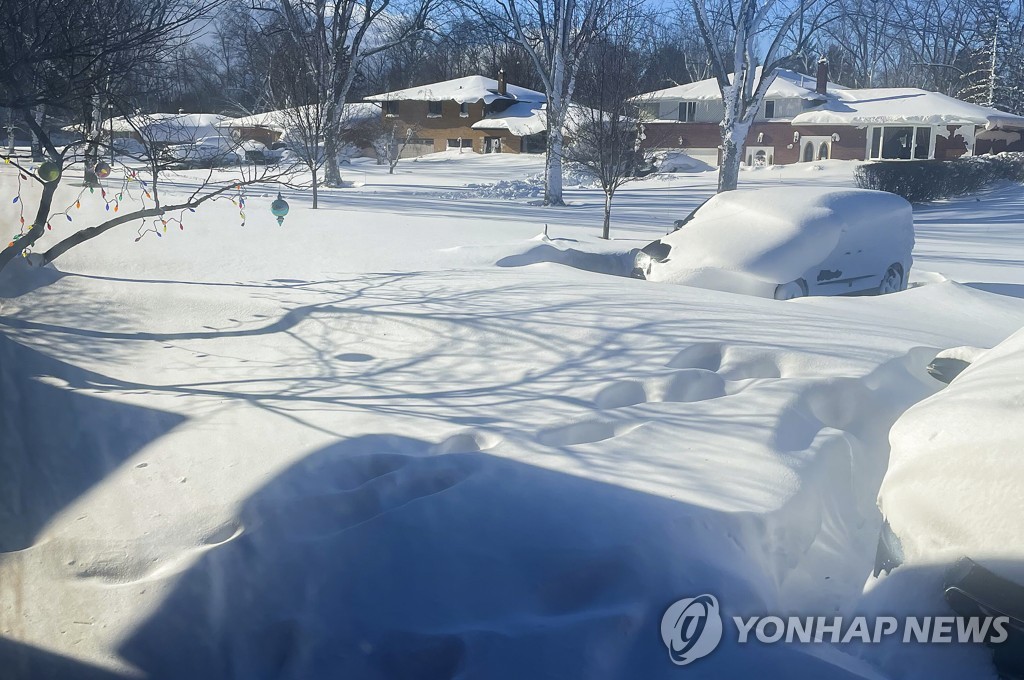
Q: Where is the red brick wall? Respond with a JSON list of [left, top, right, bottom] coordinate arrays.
[[381, 100, 526, 154], [642, 121, 867, 164]]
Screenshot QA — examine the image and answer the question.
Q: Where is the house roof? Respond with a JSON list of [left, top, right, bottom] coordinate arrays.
[[107, 113, 229, 142], [472, 102, 547, 135], [640, 68, 844, 103], [472, 102, 608, 136], [365, 75, 545, 105], [791, 88, 1024, 130], [218, 103, 380, 132]]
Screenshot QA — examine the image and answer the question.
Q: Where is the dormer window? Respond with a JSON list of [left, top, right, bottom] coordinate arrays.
[[460, 102, 470, 117], [764, 100, 776, 119], [678, 101, 696, 122], [428, 101, 443, 117], [384, 101, 399, 117]]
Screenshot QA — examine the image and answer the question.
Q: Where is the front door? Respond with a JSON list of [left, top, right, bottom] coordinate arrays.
[[484, 137, 502, 153]]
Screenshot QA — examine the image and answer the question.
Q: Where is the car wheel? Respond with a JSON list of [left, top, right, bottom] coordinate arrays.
[[878, 264, 904, 295], [774, 279, 808, 300]]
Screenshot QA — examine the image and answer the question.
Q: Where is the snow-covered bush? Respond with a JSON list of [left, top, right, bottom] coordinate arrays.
[[855, 152, 1024, 202]]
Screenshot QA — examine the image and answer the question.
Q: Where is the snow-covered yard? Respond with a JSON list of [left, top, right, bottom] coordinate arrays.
[[1, 154, 1023, 679]]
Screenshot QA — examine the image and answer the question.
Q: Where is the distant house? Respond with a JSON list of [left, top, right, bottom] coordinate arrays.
[[215, 103, 381, 151], [364, 73, 547, 156], [637, 60, 1024, 167], [107, 112, 230, 147]]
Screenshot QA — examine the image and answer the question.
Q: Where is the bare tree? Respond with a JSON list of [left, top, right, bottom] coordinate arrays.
[[689, 0, 829, 192], [369, 120, 418, 173], [254, 0, 433, 189], [0, 0, 301, 276], [470, 0, 620, 206], [565, 26, 658, 238]]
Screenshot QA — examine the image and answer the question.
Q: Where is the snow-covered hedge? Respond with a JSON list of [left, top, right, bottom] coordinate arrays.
[[855, 152, 1024, 202]]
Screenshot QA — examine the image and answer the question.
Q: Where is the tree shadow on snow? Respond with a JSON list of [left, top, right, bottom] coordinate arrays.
[[0, 333, 185, 552], [117, 434, 885, 680]]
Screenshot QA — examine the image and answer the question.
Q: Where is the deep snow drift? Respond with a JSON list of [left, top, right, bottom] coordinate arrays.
[[1, 155, 1023, 680]]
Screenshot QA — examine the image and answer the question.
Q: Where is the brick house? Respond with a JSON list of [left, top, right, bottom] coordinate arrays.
[[364, 73, 547, 156], [215, 103, 380, 155], [638, 59, 1024, 167]]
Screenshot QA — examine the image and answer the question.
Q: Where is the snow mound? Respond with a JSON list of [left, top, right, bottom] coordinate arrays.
[[462, 166, 597, 199], [879, 326, 1024, 581]]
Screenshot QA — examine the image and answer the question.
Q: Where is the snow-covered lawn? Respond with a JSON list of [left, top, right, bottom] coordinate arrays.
[[1, 154, 1023, 679]]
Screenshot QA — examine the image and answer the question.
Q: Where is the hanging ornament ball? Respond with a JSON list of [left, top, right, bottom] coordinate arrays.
[[95, 161, 112, 179], [271, 192, 290, 226], [38, 161, 60, 183]]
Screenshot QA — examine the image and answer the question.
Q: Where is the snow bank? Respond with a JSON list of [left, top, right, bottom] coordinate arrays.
[[879, 326, 1024, 580]]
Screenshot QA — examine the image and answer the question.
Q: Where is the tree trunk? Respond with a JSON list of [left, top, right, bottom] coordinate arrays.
[[0, 179, 58, 273], [545, 125, 565, 206], [30, 107, 44, 162], [311, 166, 318, 209], [602, 191, 612, 239], [718, 137, 742, 192], [323, 131, 342, 186]]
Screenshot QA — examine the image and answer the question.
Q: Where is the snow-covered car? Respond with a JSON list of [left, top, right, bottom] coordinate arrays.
[[164, 135, 242, 168], [238, 140, 283, 164], [632, 187, 914, 299]]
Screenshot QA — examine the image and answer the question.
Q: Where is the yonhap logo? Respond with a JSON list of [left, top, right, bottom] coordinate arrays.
[[660, 594, 724, 665]]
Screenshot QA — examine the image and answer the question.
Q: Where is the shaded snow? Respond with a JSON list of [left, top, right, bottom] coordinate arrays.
[[0, 155, 1023, 679]]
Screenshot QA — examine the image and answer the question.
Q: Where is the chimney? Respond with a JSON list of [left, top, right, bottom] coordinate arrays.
[[815, 56, 828, 96], [497, 69, 507, 96]]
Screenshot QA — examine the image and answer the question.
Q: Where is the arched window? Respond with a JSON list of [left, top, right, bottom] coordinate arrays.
[[818, 142, 829, 160], [802, 141, 814, 162], [754, 150, 767, 167]]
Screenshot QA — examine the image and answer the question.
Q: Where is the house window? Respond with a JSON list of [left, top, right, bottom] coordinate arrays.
[[384, 101, 399, 117], [459, 102, 470, 118], [869, 125, 933, 160], [678, 101, 697, 122], [764, 100, 776, 119], [818, 142, 829, 160], [428, 101, 443, 117], [447, 138, 472, 149], [638, 103, 660, 120], [914, 126, 931, 159]]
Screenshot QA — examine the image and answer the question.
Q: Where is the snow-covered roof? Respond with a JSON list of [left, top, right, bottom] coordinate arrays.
[[106, 113, 230, 143], [792, 88, 1024, 130], [218, 103, 380, 132], [472, 102, 546, 135], [365, 75, 545, 105], [640, 68, 844, 103], [472, 102, 605, 136]]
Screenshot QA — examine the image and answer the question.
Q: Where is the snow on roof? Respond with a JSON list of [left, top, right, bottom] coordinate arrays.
[[108, 113, 230, 142], [472, 102, 546, 136], [640, 68, 844, 103], [792, 88, 1024, 130], [365, 75, 545, 105], [218, 103, 380, 132], [471, 102, 604, 136]]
